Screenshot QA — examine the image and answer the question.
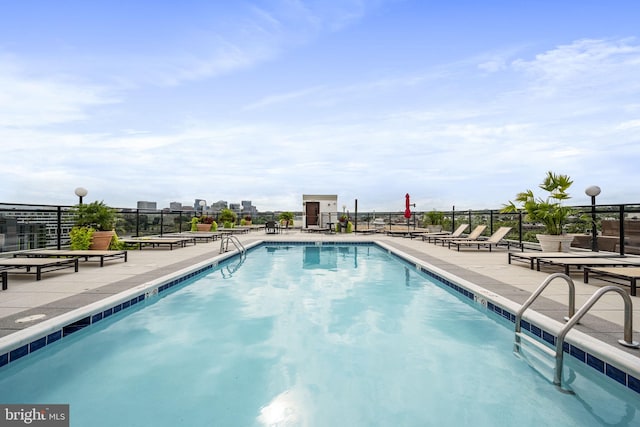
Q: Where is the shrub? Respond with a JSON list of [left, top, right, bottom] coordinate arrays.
[[219, 209, 237, 225], [71, 201, 117, 231], [346, 221, 353, 233], [70, 226, 94, 250]]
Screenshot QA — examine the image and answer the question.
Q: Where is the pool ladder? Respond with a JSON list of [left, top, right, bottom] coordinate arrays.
[[219, 235, 246, 256], [514, 273, 639, 391]]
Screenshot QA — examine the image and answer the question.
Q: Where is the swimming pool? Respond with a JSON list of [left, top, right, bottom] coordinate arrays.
[[0, 243, 638, 426]]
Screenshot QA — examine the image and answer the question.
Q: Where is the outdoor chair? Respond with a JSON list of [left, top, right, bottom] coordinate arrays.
[[447, 227, 513, 251], [432, 225, 487, 246], [420, 223, 469, 242], [265, 221, 279, 234]]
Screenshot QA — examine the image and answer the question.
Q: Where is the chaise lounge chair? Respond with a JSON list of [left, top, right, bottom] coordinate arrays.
[[432, 225, 487, 246], [447, 226, 513, 251], [420, 224, 469, 243]]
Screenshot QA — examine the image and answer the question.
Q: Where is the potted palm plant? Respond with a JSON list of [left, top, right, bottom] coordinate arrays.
[[501, 171, 575, 252], [423, 210, 444, 232], [279, 212, 294, 229], [70, 201, 117, 250]]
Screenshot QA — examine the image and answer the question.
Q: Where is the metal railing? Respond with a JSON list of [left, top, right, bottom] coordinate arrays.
[[552, 286, 639, 389], [219, 235, 246, 255], [514, 275, 639, 392], [2, 202, 640, 253]]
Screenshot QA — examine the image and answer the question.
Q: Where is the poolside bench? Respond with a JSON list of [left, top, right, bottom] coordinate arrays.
[[535, 257, 640, 276], [218, 228, 250, 235], [120, 237, 196, 250], [507, 251, 624, 270], [583, 266, 640, 296], [301, 226, 332, 233], [385, 230, 422, 238], [13, 250, 127, 267], [0, 257, 79, 282], [164, 232, 222, 242], [354, 228, 377, 234]]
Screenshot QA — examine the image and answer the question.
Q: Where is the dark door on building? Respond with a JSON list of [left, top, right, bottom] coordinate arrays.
[[305, 202, 320, 227]]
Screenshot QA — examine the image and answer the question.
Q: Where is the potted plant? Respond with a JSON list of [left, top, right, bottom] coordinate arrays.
[[423, 210, 444, 232], [337, 214, 352, 232], [279, 212, 294, 229], [501, 171, 575, 252], [241, 215, 252, 226], [70, 200, 117, 250], [197, 216, 217, 232], [219, 208, 237, 229]]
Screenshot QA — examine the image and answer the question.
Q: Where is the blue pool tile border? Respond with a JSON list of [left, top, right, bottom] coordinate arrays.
[[408, 249, 639, 397], [0, 262, 217, 369], [0, 241, 638, 398], [483, 292, 640, 396]]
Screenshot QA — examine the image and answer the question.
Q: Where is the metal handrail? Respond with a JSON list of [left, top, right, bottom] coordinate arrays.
[[514, 273, 576, 353], [219, 235, 246, 255], [553, 286, 639, 388]]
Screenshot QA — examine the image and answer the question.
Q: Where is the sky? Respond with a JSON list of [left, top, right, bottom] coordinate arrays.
[[1, 0, 639, 213]]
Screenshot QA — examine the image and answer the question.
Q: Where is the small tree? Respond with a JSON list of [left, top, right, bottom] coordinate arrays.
[[279, 212, 294, 227], [423, 210, 444, 227]]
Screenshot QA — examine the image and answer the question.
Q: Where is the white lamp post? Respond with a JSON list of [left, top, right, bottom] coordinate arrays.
[[199, 200, 206, 216], [585, 185, 601, 252], [74, 187, 88, 205]]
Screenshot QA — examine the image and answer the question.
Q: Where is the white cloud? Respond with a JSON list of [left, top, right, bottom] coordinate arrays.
[[511, 38, 640, 96], [243, 86, 326, 110], [0, 56, 117, 127], [615, 119, 640, 130], [1, 0, 640, 212], [478, 58, 507, 73]]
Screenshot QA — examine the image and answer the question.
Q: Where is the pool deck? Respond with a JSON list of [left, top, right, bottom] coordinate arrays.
[[1, 229, 639, 361]]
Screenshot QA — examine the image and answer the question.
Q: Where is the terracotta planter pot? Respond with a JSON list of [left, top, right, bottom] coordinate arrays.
[[196, 224, 211, 232], [90, 230, 115, 250]]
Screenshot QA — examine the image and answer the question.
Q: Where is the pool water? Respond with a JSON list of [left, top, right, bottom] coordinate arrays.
[[0, 244, 638, 426]]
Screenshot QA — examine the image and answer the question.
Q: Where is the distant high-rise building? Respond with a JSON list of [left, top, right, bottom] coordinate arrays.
[[241, 200, 258, 217], [137, 201, 157, 210], [210, 200, 227, 212], [169, 202, 182, 211]]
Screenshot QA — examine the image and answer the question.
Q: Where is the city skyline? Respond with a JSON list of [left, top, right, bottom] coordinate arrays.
[[2, 1, 640, 212]]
